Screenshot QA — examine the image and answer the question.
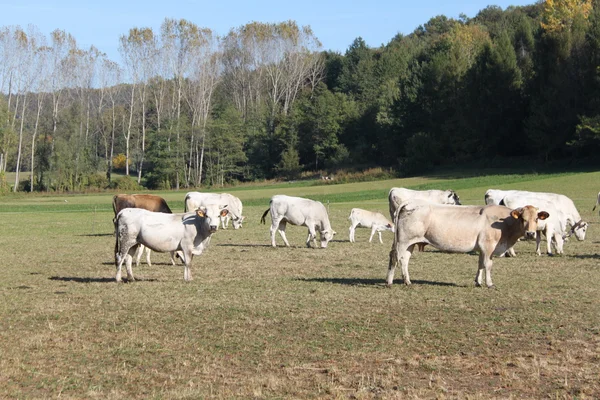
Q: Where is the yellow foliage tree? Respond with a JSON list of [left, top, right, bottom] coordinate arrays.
[[541, 0, 593, 33], [112, 153, 130, 170]]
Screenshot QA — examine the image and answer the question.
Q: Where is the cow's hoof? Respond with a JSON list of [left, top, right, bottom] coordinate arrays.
[[487, 285, 497, 290]]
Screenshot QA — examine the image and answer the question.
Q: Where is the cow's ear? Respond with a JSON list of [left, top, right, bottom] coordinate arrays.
[[538, 211, 549, 220], [510, 208, 522, 219], [196, 208, 206, 218], [220, 209, 229, 217]]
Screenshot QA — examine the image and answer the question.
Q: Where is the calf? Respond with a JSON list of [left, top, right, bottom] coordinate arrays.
[[387, 201, 548, 288], [114, 204, 228, 282], [260, 195, 336, 248], [348, 208, 394, 244]]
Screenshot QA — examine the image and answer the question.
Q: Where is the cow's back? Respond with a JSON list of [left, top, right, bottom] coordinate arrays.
[[113, 194, 172, 215]]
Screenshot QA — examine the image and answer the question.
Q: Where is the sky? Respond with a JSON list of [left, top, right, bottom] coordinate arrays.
[[0, 0, 536, 62]]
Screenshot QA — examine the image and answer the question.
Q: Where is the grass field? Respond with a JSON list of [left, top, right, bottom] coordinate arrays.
[[1, 171, 599, 399]]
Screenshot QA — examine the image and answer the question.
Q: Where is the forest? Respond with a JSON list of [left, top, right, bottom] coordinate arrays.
[[1, 0, 600, 193]]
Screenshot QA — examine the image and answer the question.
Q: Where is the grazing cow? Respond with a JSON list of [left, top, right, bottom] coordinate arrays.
[[348, 208, 394, 244], [388, 188, 461, 220], [260, 195, 336, 248], [485, 189, 587, 243], [593, 191, 600, 214], [114, 204, 229, 282], [387, 201, 549, 288], [184, 192, 245, 229], [112, 194, 176, 267]]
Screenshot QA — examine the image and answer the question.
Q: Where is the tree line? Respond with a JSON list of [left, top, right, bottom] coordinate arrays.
[[1, 0, 600, 193]]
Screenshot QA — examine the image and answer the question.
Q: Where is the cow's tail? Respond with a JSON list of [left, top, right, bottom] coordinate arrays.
[[260, 208, 270, 224]]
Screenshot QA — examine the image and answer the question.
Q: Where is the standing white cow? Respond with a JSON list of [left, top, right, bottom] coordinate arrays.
[[502, 196, 567, 256], [485, 189, 587, 242], [260, 195, 336, 248], [114, 204, 229, 282], [388, 187, 461, 221], [387, 201, 549, 288], [348, 208, 394, 243], [184, 192, 245, 229]]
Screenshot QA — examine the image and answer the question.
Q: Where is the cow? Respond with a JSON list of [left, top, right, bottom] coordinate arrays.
[[388, 188, 461, 251], [260, 195, 336, 248], [387, 201, 549, 288], [484, 189, 587, 243], [348, 208, 394, 244], [114, 204, 229, 282], [184, 192, 245, 229], [593, 191, 600, 214], [388, 187, 461, 220], [502, 196, 568, 256], [112, 194, 176, 267]]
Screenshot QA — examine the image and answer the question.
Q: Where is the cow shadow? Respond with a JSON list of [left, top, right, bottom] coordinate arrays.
[[49, 276, 157, 283], [296, 277, 461, 287], [216, 243, 273, 248], [79, 233, 114, 237], [566, 254, 600, 259]]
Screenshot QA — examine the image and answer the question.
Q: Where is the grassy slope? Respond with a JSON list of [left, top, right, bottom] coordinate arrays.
[[0, 171, 599, 398]]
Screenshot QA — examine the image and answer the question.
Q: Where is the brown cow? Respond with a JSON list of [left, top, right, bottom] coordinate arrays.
[[112, 194, 175, 267], [387, 201, 549, 288]]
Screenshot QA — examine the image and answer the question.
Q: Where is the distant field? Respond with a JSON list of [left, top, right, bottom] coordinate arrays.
[[0, 171, 599, 398]]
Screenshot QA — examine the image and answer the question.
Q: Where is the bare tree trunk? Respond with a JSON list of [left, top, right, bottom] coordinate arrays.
[[125, 84, 135, 176], [30, 95, 44, 192], [13, 94, 27, 192]]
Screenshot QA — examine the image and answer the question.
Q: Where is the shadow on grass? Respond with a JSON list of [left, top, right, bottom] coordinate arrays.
[[296, 277, 462, 287], [216, 243, 273, 248], [79, 233, 114, 237], [49, 276, 157, 283], [567, 254, 600, 259]]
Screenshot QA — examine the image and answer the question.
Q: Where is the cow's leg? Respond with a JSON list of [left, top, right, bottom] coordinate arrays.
[[349, 223, 357, 243], [377, 230, 383, 244], [476, 252, 494, 288], [145, 247, 152, 266], [276, 220, 291, 247], [169, 251, 177, 265], [115, 238, 136, 282], [306, 225, 318, 248], [553, 232, 564, 255], [368, 226, 376, 243], [387, 242, 414, 285], [134, 245, 143, 268], [183, 252, 194, 281], [535, 231, 543, 256], [270, 217, 282, 247]]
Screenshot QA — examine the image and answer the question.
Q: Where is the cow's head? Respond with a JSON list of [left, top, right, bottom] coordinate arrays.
[[196, 204, 229, 233], [447, 190, 461, 205], [510, 205, 549, 239], [232, 215, 246, 230], [569, 220, 588, 241], [320, 229, 337, 248]]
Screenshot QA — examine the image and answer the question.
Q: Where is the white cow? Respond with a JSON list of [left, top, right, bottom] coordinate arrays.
[[114, 204, 229, 282], [260, 195, 336, 248], [484, 189, 587, 242], [388, 187, 461, 221], [502, 196, 567, 256], [387, 201, 549, 288], [348, 208, 394, 244], [593, 191, 600, 214], [184, 192, 245, 229]]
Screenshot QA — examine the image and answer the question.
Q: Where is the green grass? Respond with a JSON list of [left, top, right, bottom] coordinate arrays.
[[1, 170, 599, 398]]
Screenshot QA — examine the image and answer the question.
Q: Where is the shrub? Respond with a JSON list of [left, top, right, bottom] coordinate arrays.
[[108, 176, 144, 191]]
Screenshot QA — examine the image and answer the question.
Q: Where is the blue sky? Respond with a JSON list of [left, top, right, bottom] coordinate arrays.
[[0, 0, 535, 62]]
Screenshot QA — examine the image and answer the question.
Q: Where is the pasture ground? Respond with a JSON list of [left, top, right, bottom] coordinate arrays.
[[0, 171, 599, 399]]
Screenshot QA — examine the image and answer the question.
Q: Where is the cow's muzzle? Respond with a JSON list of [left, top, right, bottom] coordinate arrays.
[[209, 225, 218, 233], [525, 231, 536, 239]]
